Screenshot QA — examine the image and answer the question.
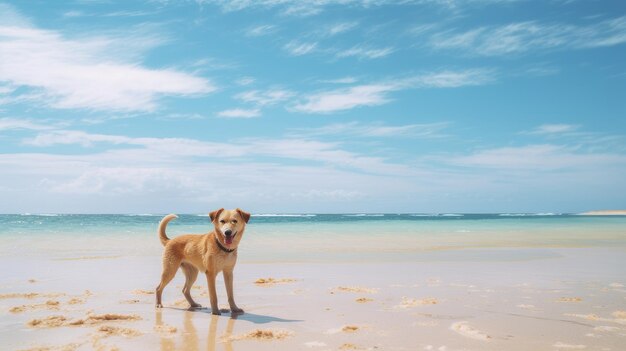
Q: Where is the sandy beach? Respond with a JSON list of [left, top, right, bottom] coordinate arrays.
[[1, 214, 626, 350]]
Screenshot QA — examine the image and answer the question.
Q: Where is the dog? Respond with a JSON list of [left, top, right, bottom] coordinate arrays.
[[155, 208, 251, 315]]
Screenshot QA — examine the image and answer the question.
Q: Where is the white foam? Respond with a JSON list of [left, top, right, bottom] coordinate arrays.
[[410, 214, 463, 217], [343, 214, 384, 217]]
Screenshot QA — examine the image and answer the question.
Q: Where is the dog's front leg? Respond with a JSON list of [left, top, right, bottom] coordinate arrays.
[[224, 269, 243, 314], [205, 270, 220, 315]]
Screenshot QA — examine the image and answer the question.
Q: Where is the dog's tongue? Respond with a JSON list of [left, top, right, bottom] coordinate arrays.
[[225, 236, 233, 245]]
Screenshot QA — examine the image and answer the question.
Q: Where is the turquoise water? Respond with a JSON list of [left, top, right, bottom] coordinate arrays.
[[1, 214, 625, 262]]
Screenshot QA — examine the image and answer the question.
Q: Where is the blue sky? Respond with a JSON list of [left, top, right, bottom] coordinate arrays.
[[0, 0, 625, 213]]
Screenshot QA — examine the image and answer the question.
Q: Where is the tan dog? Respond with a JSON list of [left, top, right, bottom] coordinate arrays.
[[155, 208, 250, 315]]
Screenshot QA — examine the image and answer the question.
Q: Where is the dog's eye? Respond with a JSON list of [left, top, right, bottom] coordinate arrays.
[[232, 220, 237, 224], [219, 219, 226, 224]]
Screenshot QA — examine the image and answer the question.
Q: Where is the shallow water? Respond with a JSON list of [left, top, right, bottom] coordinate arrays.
[[1, 214, 625, 262]]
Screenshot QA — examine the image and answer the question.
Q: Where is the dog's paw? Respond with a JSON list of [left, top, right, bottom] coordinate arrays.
[[230, 307, 244, 314], [211, 309, 222, 315], [156, 303, 163, 308], [190, 303, 202, 308]]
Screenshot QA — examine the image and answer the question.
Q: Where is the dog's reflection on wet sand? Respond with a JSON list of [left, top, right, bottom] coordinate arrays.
[[156, 309, 235, 351]]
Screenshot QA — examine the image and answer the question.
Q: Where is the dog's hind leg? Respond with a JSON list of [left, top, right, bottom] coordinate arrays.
[[155, 256, 181, 308], [181, 262, 202, 308]]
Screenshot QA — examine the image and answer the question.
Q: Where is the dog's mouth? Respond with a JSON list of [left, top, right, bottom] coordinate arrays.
[[224, 232, 236, 245]]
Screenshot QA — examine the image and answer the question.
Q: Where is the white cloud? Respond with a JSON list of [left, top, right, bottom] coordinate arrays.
[[430, 16, 626, 56], [283, 41, 318, 56], [5, 128, 626, 213], [246, 24, 277, 37], [336, 46, 395, 59], [22, 129, 411, 175], [25, 130, 139, 147], [217, 108, 261, 118], [529, 124, 580, 135], [327, 22, 358, 36], [293, 69, 493, 113], [196, 0, 519, 16], [412, 69, 495, 88], [62, 10, 85, 18], [235, 89, 295, 106], [290, 121, 450, 138], [450, 144, 626, 170], [0, 117, 55, 131], [292, 83, 396, 114], [0, 149, 405, 213], [320, 77, 358, 84], [235, 77, 256, 86], [0, 5, 215, 112]]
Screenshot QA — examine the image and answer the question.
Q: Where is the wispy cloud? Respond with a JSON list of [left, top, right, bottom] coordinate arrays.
[[0, 4, 214, 112], [320, 77, 358, 84], [102, 10, 157, 17], [22, 129, 412, 176], [336, 45, 395, 59], [430, 16, 626, 56], [326, 22, 358, 36], [450, 144, 626, 171], [283, 40, 318, 56], [292, 83, 396, 114], [0, 117, 56, 131], [235, 76, 256, 86], [235, 89, 295, 106], [290, 121, 450, 138], [245, 24, 277, 37], [527, 124, 580, 135], [62, 10, 85, 18], [413, 69, 495, 88], [217, 108, 261, 118], [196, 0, 519, 16], [293, 69, 494, 113]]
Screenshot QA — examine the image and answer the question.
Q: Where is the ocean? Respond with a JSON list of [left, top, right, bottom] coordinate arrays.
[[2, 213, 626, 263]]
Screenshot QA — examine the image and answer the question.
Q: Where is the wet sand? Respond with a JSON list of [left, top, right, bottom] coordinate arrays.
[[1, 247, 625, 350]]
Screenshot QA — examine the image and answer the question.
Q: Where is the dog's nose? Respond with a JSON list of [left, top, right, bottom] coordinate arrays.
[[224, 229, 233, 236]]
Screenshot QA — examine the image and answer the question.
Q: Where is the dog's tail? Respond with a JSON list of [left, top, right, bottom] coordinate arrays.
[[158, 214, 178, 246]]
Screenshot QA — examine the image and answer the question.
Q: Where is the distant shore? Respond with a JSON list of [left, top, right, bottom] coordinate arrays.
[[579, 210, 626, 215]]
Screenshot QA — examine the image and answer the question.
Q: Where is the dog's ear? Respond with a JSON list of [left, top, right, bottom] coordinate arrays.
[[209, 208, 224, 223], [236, 208, 251, 223]]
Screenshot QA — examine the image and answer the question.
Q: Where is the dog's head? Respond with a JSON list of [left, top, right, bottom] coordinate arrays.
[[209, 208, 251, 249]]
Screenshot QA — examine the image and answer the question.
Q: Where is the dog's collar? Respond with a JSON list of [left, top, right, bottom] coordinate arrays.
[[215, 237, 236, 253]]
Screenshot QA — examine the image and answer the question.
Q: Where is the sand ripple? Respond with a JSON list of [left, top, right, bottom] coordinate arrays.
[[332, 286, 378, 294], [97, 325, 142, 337], [27, 313, 141, 328], [10, 300, 60, 313], [396, 297, 438, 308], [254, 278, 297, 285], [0, 293, 65, 299], [225, 329, 293, 341]]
